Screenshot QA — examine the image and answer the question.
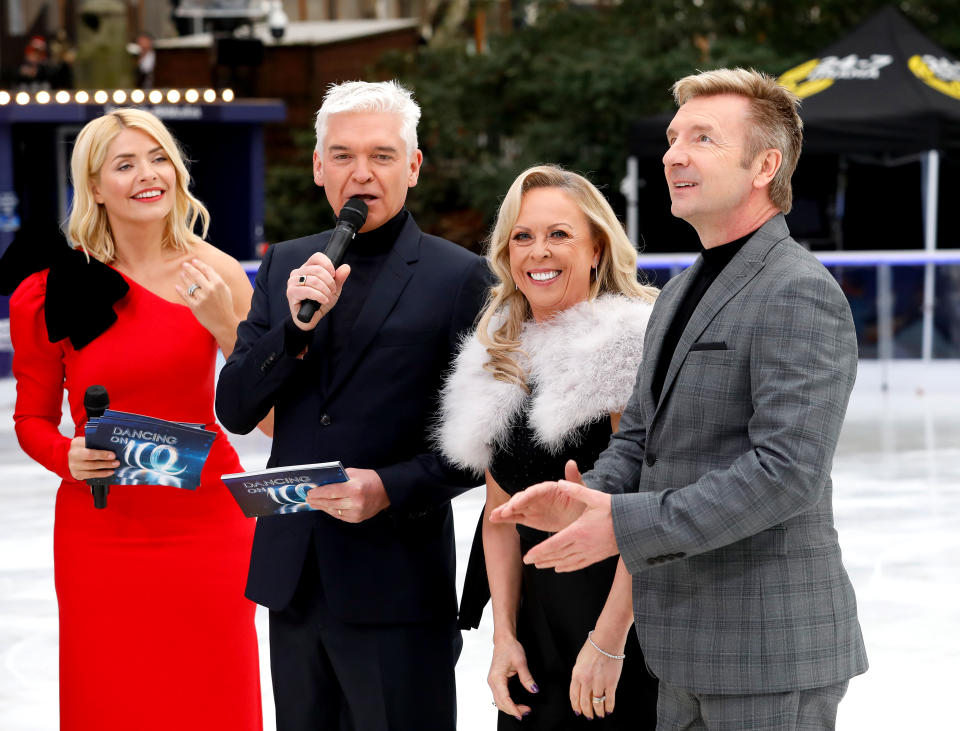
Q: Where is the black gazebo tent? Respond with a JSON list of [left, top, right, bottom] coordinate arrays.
[[625, 5, 960, 358], [778, 5, 960, 359], [629, 5, 960, 243], [779, 5, 960, 155]]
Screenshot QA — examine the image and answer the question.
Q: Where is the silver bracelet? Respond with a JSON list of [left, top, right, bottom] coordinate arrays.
[[587, 630, 626, 660]]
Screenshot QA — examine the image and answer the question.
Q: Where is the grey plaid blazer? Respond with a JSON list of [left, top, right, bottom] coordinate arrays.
[[584, 215, 868, 694]]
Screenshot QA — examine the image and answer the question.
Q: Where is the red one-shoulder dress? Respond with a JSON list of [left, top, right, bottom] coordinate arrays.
[[10, 270, 261, 730]]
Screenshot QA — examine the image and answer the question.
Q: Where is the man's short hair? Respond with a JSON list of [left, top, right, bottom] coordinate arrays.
[[672, 68, 802, 213], [314, 80, 421, 159]]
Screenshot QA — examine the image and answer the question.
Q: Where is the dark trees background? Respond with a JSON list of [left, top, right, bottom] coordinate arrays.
[[264, 1, 960, 251]]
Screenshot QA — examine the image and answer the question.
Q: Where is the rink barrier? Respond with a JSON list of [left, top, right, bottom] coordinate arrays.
[[1, 249, 957, 379], [632, 248, 960, 366]]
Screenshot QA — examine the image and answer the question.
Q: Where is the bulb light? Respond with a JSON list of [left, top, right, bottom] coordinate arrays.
[[0, 86, 238, 108]]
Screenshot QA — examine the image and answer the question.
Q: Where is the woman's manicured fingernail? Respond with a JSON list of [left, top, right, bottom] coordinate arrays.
[[522, 710, 530, 717], [530, 684, 539, 693]]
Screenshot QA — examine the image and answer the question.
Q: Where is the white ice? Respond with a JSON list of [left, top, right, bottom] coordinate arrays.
[[0, 360, 957, 730]]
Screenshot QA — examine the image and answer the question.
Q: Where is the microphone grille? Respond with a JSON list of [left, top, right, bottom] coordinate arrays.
[[339, 197, 369, 228], [83, 384, 110, 411]]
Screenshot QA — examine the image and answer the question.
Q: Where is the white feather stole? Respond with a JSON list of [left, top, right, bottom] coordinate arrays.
[[436, 294, 653, 476]]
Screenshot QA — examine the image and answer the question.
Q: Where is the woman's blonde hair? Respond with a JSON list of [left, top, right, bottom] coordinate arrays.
[[478, 164, 658, 389], [67, 108, 209, 262]]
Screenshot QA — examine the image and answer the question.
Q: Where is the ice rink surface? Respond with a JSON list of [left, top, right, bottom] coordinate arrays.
[[0, 361, 957, 730]]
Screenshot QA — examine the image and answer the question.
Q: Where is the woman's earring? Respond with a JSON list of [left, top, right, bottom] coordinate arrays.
[[592, 258, 599, 269]]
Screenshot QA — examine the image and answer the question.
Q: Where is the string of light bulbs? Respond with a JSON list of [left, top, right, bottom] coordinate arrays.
[[0, 88, 236, 106]]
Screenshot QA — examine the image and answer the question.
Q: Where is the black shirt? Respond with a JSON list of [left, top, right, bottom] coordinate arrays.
[[650, 230, 755, 404], [326, 209, 407, 376], [283, 209, 409, 368]]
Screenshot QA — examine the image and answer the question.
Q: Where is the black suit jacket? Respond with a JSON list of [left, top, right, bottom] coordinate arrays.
[[216, 215, 489, 623]]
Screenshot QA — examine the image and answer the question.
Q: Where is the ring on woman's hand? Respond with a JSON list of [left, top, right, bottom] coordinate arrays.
[[297, 275, 307, 285], [186, 283, 200, 297], [592, 695, 606, 704]]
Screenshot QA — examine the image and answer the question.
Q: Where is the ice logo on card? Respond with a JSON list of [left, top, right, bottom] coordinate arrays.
[[264, 482, 317, 514], [113, 466, 182, 488], [122, 439, 187, 476]]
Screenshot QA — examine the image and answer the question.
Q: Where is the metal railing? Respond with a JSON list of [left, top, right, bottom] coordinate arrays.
[[1, 250, 957, 380], [635, 249, 960, 363]]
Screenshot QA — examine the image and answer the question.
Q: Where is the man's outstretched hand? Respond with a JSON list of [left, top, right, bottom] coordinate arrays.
[[489, 460, 586, 532], [490, 460, 620, 572]]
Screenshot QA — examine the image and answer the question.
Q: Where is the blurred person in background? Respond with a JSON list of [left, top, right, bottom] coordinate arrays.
[[48, 28, 76, 89], [16, 35, 50, 89], [134, 32, 156, 89]]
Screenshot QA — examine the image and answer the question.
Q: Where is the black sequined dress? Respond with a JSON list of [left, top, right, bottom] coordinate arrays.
[[461, 405, 658, 730]]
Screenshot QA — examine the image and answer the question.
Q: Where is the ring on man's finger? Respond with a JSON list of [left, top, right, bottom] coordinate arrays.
[[297, 274, 307, 285], [337, 508, 343, 517], [592, 695, 606, 704]]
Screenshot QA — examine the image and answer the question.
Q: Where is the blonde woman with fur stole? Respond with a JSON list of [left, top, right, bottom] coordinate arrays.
[[438, 165, 659, 728], [2, 109, 263, 730]]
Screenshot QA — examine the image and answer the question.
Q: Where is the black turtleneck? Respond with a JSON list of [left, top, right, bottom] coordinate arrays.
[[283, 209, 408, 367], [326, 208, 408, 373], [650, 229, 755, 404]]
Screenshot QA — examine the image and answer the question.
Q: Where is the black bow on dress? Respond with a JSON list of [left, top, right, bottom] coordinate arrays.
[[0, 218, 129, 349]]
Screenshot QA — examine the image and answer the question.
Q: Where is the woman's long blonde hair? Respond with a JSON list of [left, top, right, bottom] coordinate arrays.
[[67, 108, 209, 262], [478, 164, 658, 389]]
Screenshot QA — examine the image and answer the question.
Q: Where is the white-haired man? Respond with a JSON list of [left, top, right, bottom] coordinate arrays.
[[217, 80, 489, 730], [491, 68, 868, 729]]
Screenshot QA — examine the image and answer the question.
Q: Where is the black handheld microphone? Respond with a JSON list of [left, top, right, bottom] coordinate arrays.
[[297, 197, 369, 324], [83, 385, 111, 510]]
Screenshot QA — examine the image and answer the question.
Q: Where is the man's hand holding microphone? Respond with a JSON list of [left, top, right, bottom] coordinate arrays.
[[287, 197, 367, 330], [286, 253, 351, 330]]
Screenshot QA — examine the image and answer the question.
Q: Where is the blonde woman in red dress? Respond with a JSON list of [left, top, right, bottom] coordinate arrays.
[[4, 108, 263, 729]]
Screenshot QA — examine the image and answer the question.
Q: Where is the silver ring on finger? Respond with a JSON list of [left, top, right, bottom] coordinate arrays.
[[186, 283, 200, 297], [592, 695, 606, 704], [297, 274, 307, 285]]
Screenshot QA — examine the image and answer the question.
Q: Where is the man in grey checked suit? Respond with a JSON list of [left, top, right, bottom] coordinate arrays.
[[491, 68, 868, 729]]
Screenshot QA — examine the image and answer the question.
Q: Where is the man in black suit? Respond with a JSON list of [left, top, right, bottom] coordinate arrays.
[[216, 80, 489, 731]]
